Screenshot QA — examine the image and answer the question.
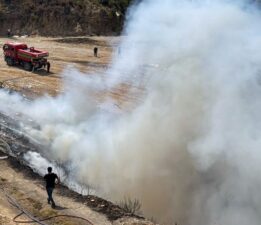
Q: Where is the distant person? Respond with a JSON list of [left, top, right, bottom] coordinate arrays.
[[46, 62, 51, 73], [44, 167, 59, 208], [94, 47, 98, 57], [7, 29, 11, 37]]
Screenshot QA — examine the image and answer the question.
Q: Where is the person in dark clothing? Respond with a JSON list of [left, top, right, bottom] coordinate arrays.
[[7, 29, 11, 37], [46, 62, 51, 73], [94, 47, 98, 57], [44, 167, 59, 208]]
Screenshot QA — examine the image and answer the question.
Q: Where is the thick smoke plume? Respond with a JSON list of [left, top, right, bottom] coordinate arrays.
[[2, 0, 261, 224]]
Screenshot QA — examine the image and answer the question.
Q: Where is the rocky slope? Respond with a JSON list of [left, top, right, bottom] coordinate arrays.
[[0, 0, 133, 36]]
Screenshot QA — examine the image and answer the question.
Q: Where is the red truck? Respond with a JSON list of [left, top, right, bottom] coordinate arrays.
[[3, 42, 50, 72]]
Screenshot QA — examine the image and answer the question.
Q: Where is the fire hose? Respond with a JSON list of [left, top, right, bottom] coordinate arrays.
[[1, 188, 95, 225]]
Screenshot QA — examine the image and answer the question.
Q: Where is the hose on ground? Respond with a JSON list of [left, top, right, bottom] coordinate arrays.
[[2, 188, 94, 225], [13, 212, 95, 224], [5, 192, 48, 225]]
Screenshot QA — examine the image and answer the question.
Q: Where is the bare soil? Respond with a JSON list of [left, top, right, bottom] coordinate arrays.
[[0, 157, 111, 225], [0, 36, 115, 97]]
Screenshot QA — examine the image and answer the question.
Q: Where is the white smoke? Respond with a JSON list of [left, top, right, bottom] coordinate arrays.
[[24, 151, 53, 176], [2, 0, 261, 224]]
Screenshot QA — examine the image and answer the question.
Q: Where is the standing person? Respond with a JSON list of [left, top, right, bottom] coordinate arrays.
[[46, 62, 51, 73], [7, 29, 11, 37], [44, 167, 59, 208], [94, 47, 98, 57]]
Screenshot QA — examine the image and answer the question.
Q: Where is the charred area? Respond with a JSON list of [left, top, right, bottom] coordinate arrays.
[[0, 112, 144, 222]]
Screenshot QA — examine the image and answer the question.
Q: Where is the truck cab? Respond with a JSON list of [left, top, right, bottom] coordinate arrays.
[[3, 43, 28, 65]]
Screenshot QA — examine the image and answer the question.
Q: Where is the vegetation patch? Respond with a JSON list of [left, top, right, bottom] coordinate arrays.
[[0, 0, 135, 36]]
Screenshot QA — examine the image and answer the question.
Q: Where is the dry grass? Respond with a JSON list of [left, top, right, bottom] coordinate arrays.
[[118, 198, 143, 216]]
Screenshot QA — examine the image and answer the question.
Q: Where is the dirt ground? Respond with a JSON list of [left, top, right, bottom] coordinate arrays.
[[0, 36, 116, 97], [0, 36, 141, 109], [0, 157, 111, 225], [0, 36, 153, 225]]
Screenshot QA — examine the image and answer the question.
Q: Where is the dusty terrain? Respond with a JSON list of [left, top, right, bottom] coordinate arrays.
[[0, 157, 111, 225], [0, 36, 140, 108], [0, 36, 115, 97], [0, 156, 153, 225], [0, 36, 152, 225]]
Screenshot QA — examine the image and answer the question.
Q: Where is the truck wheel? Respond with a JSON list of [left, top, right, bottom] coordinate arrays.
[[24, 62, 33, 71], [6, 57, 14, 66]]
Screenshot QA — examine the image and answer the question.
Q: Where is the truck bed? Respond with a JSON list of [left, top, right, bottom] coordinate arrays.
[[18, 48, 49, 59]]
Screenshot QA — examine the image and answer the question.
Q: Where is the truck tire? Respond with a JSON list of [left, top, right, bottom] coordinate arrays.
[[6, 57, 14, 66], [24, 62, 33, 71]]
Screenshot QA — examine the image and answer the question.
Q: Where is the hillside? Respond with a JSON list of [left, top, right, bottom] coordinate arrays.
[[0, 0, 133, 37]]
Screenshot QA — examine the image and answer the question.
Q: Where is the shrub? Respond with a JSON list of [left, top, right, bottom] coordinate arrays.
[[118, 197, 142, 215]]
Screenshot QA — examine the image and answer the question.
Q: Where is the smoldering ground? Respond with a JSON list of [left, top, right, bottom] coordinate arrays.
[[2, 0, 261, 224]]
